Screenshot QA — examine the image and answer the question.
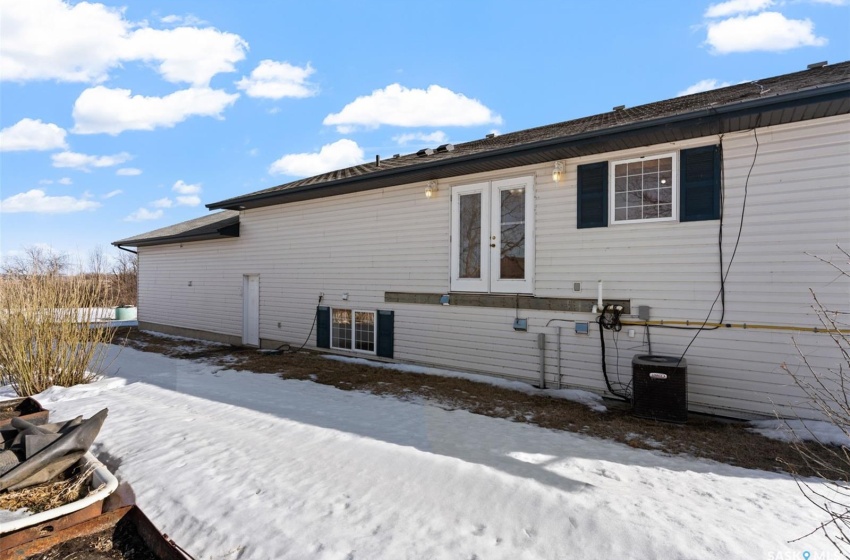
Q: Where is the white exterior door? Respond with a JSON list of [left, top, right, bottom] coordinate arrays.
[[242, 274, 260, 346], [451, 175, 534, 293], [489, 176, 534, 294]]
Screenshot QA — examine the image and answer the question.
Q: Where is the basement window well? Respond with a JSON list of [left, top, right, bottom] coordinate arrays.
[[331, 309, 376, 353]]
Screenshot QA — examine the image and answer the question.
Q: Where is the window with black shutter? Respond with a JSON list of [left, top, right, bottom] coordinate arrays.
[[580, 146, 721, 227]]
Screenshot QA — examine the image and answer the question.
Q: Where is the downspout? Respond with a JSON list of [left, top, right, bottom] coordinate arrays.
[[556, 326, 562, 389], [538, 333, 546, 389], [115, 245, 137, 255]]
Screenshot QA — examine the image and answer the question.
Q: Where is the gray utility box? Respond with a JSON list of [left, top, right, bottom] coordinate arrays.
[[632, 355, 688, 423]]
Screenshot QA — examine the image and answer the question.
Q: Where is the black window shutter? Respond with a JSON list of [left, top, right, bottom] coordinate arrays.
[[577, 162, 608, 229], [316, 306, 330, 349], [376, 310, 394, 359], [680, 145, 721, 222]]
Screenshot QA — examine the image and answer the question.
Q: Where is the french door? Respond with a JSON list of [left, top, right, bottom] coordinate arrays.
[[451, 175, 534, 293]]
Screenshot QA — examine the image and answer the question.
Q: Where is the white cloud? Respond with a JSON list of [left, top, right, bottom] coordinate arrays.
[[677, 78, 733, 96], [176, 195, 201, 206], [123, 27, 247, 86], [124, 207, 163, 222], [704, 0, 773, 18], [269, 139, 365, 177], [51, 151, 132, 171], [706, 12, 827, 53], [0, 0, 247, 86], [236, 60, 318, 99], [57, 177, 72, 185], [116, 167, 142, 176], [809, 0, 848, 4], [172, 180, 202, 195], [392, 131, 448, 145], [160, 14, 207, 26], [1, 0, 127, 83], [150, 197, 173, 208], [323, 84, 502, 131], [0, 189, 100, 213], [72, 86, 239, 135], [103, 189, 123, 199], [0, 118, 67, 151]]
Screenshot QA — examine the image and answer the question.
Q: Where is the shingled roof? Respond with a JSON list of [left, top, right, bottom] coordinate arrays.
[[208, 61, 850, 211], [112, 210, 239, 248]]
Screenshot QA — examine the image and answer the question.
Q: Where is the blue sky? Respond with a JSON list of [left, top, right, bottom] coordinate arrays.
[[1, 0, 848, 265]]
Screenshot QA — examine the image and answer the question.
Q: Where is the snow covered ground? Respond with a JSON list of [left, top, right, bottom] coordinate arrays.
[[15, 345, 842, 559]]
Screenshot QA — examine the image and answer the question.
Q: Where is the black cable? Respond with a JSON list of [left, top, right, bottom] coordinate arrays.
[[675, 125, 760, 364], [277, 293, 323, 352], [596, 304, 630, 401]]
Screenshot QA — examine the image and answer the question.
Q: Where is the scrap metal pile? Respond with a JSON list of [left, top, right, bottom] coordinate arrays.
[[0, 409, 107, 491]]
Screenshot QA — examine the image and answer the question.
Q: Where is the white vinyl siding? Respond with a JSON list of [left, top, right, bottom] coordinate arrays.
[[137, 114, 850, 420]]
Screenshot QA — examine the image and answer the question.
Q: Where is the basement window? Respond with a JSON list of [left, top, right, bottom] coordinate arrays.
[[610, 153, 676, 223], [331, 309, 376, 353]]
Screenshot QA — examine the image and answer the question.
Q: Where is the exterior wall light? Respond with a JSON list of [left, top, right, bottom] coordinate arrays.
[[425, 181, 439, 198], [552, 161, 564, 183]]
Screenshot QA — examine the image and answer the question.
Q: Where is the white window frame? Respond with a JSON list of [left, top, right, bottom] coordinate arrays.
[[609, 152, 678, 225], [330, 308, 376, 354], [450, 175, 535, 294]]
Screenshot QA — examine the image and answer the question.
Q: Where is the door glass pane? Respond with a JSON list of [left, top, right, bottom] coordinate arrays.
[[458, 193, 481, 279], [354, 312, 375, 352], [500, 187, 525, 280]]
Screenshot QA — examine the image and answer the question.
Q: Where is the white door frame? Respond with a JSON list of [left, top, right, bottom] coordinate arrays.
[[450, 175, 534, 293], [489, 176, 534, 294], [242, 274, 260, 346]]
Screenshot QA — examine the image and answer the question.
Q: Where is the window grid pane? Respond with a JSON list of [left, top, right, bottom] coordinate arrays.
[[331, 309, 352, 349], [354, 311, 375, 352], [613, 156, 673, 222]]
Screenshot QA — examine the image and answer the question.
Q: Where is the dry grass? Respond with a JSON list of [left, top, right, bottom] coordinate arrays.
[[0, 465, 96, 514], [118, 327, 844, 478]]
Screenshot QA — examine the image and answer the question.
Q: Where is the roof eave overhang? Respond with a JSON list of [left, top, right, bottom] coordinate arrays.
[[111, 218, 240, 248], [208, 82, 850, 211]]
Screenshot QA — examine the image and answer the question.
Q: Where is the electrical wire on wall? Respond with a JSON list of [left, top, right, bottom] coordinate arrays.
[[672, 124, 761, 365], [275, 292, 324, 353], [629, 123, 760, 371]]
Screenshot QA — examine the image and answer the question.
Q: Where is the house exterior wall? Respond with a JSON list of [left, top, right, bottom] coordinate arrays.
[[137, 114, 850, 419]]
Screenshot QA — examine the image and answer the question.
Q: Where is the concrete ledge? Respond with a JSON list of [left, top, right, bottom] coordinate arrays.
[[137, 321, 243, 346], [385, 292, 631, 314]]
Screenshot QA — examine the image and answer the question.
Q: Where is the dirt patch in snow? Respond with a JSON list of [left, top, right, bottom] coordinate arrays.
[[116, 328, 840, 477]]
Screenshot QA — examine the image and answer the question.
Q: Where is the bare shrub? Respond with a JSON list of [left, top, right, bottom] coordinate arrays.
[[0, 248, 117, 397], [784, 246, 850, 557]]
